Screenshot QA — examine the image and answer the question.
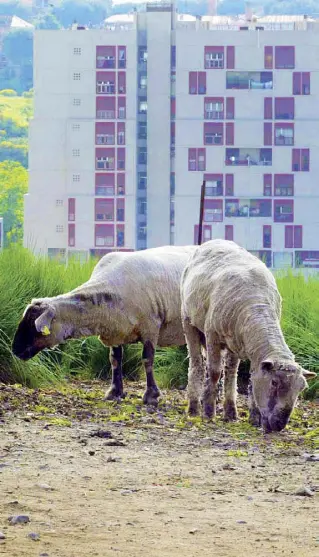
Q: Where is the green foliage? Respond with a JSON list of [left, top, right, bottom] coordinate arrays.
[[34, 13, 62, 30], [2, 28, 33, 67], [0, 161, 28, 245], [0, 89, 17, 97], [55, 0, 109, 27], [0, 93, 32, 165]]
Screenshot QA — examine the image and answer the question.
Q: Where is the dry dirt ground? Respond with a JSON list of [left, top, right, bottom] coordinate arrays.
[[0, 381, 318, 557]]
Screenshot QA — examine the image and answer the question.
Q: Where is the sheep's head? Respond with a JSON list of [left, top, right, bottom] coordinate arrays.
[[12, 299, 65, 360], [251, 360, 316, 432]]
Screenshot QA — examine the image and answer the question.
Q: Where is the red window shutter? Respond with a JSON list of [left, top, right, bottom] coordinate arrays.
[[264, 123, 272, 146], [285, 225, 294, 248], [275, 46, 295, 69], [226, 97, 235, 119], [293, 72, 301, 95], [264, 97, 273, 119], [95, 173, 115, 195], [263, 225, 272, 248], [226, 46, 235, 69], [225, 174, 234, 195], [68, 198, 75, 221], [198, 72, 206, 94], [292, 149, 300, 171], [189, 71, 197, 94], [225, 122, 234, 145], [188, 148, 197, 171], [302, 72, 310, 95], [264, 46, 273, 69], [118, 72, 126, 94], [68, 224, 75, 247], [225, 225, 233, 241], [263, 174, 272, 196], [301, 149, 310, 171], [294, 226, 302, 248], [275, 98, 294, 119]]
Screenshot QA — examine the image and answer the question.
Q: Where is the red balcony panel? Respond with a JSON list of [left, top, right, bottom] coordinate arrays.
[[204, 122, 223, 145], [264, 46, 273, 69], [293, 72, 301, 95], [68, 223, 75, 247], [285, 225, 294, 248], [95, 198, 114, 222], [264, 122, 272, 146], [117, 173, 125, 195], [171, 97, 176, 119], [95, 122, 115, 145], [275, 97, 294, 119], [188, 148, 197, 171], [95, 173, 115, 196], [274, 199, 294, 223], [96, 96, 116, 119], [68, 198, 75, 221], [205, 46, 224, 69], [226, 97, 235, 119], [96, 46, 116, 69], [302, 72, 310, 95], [275, 46, 295, 69], [198, 72, 206, 94], [263, 174, 272, 196], [95, 223, 114, 247], [96, 147, 115, 170], [274, 174, 294, 196], [204, 173, 223, 196], [96, 71, 116, 94], [118, 72, 126, 94], [225, 224, 233, 241], [264, 97, 273, 120], [204, 199, 223, 222], [189, 71, 197, 94], [301, 148, 310, 171], [226, 46, 235, 69], [225, 122, 234, 145], [225, 174, 234, 196]]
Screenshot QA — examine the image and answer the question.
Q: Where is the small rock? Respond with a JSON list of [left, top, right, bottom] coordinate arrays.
[[88, 450, 95, 456], [107, 456, 120, 463], [105, 440, 126, 447], [222, 463, 237, 471], [303, 453, 319, 462], [237, 520, 247, 524], [40, 553, 49, 556], [121, 489, 132, 496], [189, 528, 199, 534], [0, 532, 6, 540], [28, 532, 40, 541], [294, 486, 314, 497], [8, 515, 30, 525], [90, 430, 113, 439], [37, 483, 53, 491]]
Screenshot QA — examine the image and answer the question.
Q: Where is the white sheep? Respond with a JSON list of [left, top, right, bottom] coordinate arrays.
[[12, 245, 196, 405], [181, 239, 316, 432]]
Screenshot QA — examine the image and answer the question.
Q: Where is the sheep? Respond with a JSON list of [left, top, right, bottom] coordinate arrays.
[[12, 245, 197, 405], [181, 239, 316, 432]]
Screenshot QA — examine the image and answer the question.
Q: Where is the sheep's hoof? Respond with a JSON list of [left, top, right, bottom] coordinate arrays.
[[203, 402, 216, 420], [104, 386, 125, 402], [143, 388, 160, 406], [223, 402, 238, 422], [188, 400, 200, 416], [248, 408, 261, 427]]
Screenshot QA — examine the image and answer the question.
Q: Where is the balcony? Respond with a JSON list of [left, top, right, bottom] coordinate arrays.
[[205, 110, 223, 120], [96, 236, 114, 247], [96, 158, 115, 170], [96, 186, 114, 196], [205, 133, 223, 145], [96, 134, 115, 145], [96, 83, 115, 95], [225, 148, 272, 167], [97, 57, 115, 69], [226, 71, 273, 90], [96, 110, 115, 120], [225, 199, 272, 218], [96, 213, 113, 221]]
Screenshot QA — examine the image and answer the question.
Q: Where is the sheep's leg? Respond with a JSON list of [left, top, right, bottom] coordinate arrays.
[[223, 349, 239, 421], [202, 332, 221, 419], [142, 340, 161, 406], [105, 345, 125, 401], [183, 319, 205, 416], [248, 377, 261, 427]]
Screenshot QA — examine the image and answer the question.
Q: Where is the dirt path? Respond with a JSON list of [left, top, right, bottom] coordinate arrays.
[[0, 382, 318, 557]]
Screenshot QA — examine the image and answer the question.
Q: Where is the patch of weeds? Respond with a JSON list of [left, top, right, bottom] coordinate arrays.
[[227, 449, 248, 457], [46, 417, 72, 427], [33, 405, 51, 414]]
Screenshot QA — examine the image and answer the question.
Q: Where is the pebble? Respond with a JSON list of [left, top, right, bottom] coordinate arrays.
[[37, 483, 54, 491], [0, 532, 6, 540], [189, 528, 199, 534], [294, 486, 314, 497], [28, 532, 40, 541], [303, 453, 319, 462], [236, 520, 247, 524], [107, 456, 120, 463], [8, 515, 30, 525], [88, 450, 95, 456]]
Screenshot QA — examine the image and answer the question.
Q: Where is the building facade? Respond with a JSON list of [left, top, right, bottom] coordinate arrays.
[[25, 5, 319, 268]]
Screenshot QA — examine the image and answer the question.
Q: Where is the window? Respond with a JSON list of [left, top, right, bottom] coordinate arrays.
[[274, 200, 294, 223], [117, 148, 125, 170], [273, 252, 293, 269], [193, 225, 212, 244], [225, 199, 271, 217], [139, 100, 147, 114], [274, 175, 294, 196], [226, 148, 272, 167], [170, 173, 175, 196], [138, 199, 147, 215], [117, 225, 125, 247], [225, 174, 234, 196], [138, 147, 147, 165], [68, 198, 75, 222], [138, 172, 147, 189], [118, 97, 126, 119], [274, 124, 294, 146], [226, 97, 235, 119], [275, 46, 295, 69], [285, 225, 302, 248], [96, 148, 115, 170], [263, 174, 272, 196], [204, 123, 223, 145], [263, 225, 271, 248], [73, 72, 81, 80], [138, 121, 147, 140], [95, 174, 115, 196], [96, 46, 116, 69], [73, 98, 81, 106], [56, 225, 64, 233], [117, 123, 125, 145], [171, 45, 176, 70], [56, 199, 63, 207], [204, 98, 224, 120], [225, 123, 234, 146], [118, 72, 126, 94], [189, 72, 206, 94], [118, 46, 126, 69], [250, 251, 272, 268], [227, 71, 273, 90], [96, 122, 115, 145], [264, 123, 272, 146], [204, 174, 223, 196], [204, 200, 223, 222], [171, 98, 176, 120], [292, 148, 310, 172], [264, 98, 272, 120], [72, 149, 80, 157], [48, 249, 66, 263], [264, 46, 273, 69], [95, 224, 114, 247], [73, 47, 81, 55], [205, 46, 224, 69], [96, 96, 116, 119], [73, 174, 80, 182], [188, 148, 206, 171], [139, 47, 148, 64], [95, 199, 114, 221], [189, 72, 197, 94], [72, 123, 80, 131], [97, 81, 115, 95], [139, 74, 147, 90], [117, 199, 125, 222], [226, 46, 235, 69], [117, 173, 125, 195], [293, 72, 310, 95], [275, 98, 294, 120], [295, 251, 319, 268], [225, 225, 233, 241]]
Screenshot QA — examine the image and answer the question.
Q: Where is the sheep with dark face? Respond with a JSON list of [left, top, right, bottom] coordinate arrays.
[[181, 239, 316, 432], [12, 245, 196, 405]]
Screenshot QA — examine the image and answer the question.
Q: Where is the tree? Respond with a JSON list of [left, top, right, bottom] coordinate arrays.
[[0, 161, 28, 245], [34, 13, 62, 30], [2, 28, 33, 67], [54, 0, 109, 27]]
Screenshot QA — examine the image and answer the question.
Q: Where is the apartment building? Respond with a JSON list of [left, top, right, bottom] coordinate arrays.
[[25, 3, 319, 268]]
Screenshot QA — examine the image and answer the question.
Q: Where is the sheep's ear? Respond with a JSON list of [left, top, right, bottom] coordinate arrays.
[[301, 368, 317, 379], [261, 360, 274, 373], [34, 306, 56, 335]]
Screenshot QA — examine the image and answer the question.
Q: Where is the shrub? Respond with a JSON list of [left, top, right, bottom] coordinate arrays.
[[0, 89, 17, 97]]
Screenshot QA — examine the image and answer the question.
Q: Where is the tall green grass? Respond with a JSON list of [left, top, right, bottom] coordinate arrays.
[[0, 246, 318, 397]]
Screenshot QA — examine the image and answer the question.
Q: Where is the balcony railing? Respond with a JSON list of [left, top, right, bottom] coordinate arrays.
[[96, 110, 115, 119], [205, 110, 223, 120], [225, 157, 272, 166], [205, 134, 223, 145], [96, 237, 114, 246], [275, 136, 293, 146], [96, 213, 113, 221], [96, 135, 115, 145], [68, 213, 75, 221], [96, 57, 115, 69]]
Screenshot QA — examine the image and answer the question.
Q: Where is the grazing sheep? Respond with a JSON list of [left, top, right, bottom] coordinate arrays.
[[12, 245, 196, 405], [181, 239, 316, 432]]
